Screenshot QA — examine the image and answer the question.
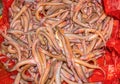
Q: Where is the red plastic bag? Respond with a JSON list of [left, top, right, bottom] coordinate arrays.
[[103, 0, 120, 19], [0, 0, 14, 84]]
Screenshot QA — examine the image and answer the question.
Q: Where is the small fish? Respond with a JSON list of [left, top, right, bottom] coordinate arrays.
[[25, 0, 35, 2]]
